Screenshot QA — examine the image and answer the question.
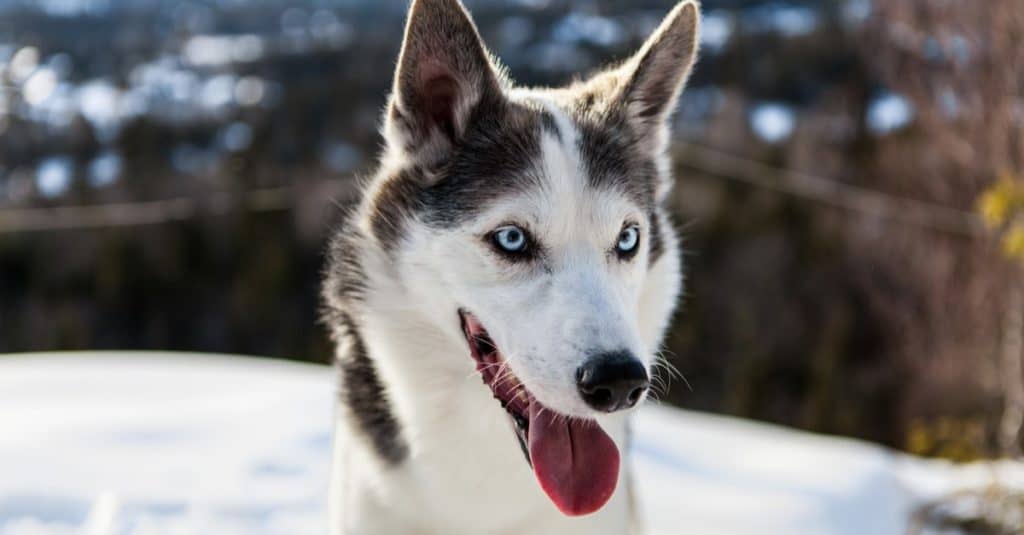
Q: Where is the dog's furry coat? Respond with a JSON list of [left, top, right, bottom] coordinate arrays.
[[322, 1, 700, 532]]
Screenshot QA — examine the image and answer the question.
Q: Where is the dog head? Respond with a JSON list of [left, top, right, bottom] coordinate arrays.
[[356, 0, 699, 515]]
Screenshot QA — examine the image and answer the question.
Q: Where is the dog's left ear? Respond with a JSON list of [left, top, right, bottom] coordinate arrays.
[[384, 0, 505, 166], [612, 1, 700, 147]]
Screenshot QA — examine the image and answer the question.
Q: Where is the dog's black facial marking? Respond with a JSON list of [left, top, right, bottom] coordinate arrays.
[[334, 311, 409, 465], [367, 101, 547, 252], [575, 110, 659, 213], [367, 166, 428, 251], [648, 209, 665, 265], [423, 102, 545, 226]]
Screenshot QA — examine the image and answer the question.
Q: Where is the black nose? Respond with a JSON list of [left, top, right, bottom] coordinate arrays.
[[576, 352, 649, 413]]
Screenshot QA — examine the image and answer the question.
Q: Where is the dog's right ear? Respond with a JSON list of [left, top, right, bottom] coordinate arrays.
[[383, 0, 504, 166]]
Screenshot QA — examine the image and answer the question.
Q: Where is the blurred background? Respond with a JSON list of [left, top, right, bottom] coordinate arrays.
[[0, 0, 1021, 474]]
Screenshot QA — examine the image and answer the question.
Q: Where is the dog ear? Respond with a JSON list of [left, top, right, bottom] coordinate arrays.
[[612, 1, 700, 147], [384, 0, 505, 166]]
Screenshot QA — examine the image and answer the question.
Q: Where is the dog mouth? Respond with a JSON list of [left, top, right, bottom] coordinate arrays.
[[458, 310, 620, 517]]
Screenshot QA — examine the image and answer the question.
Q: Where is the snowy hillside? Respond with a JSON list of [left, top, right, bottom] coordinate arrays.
[[0, 353, 1020, 535]]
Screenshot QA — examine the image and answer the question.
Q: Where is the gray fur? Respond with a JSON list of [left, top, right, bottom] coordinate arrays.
[[334, 311, 409, 465], [322, 210, 409, 464]]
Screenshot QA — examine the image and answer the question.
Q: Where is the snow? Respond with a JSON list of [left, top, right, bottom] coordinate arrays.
[[0, 353, 1021, 535], [35, 157, 73, 199], [700, 12, 735, 53], [868, 92, 915, 134], [750, 102, 796, 143]]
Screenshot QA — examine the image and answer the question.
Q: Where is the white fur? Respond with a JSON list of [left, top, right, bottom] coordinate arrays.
[[330, 102, 681, 534], [329, 1, 697, 531]]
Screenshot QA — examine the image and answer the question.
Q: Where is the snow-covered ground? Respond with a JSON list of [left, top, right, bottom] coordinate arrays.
[[0, 353, 1020, 535]]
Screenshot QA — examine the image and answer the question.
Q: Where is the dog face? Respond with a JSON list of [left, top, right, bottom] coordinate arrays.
[[350, 0, 698, 515], [419, 115, 664, 417]]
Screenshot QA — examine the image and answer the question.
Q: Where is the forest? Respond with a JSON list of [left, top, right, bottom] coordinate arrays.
[[0, 0, 1021, 467]]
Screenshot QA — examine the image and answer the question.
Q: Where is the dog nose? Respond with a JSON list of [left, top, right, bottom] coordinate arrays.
[[576, 352, 649, 413]]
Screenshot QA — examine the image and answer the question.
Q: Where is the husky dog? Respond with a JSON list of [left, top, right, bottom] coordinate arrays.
[[322, 0, 700, 532]]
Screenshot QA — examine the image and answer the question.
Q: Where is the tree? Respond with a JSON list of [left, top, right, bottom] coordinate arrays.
[[867, 0, 1024, 456]]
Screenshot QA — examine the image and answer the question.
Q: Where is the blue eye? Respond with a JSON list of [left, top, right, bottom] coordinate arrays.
[[493, 225, 528, 253], [616, 226, 640, 255]]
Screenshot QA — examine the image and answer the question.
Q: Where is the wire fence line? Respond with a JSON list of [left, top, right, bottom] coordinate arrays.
[[676, 141, 988, 238], [0, 187, 294, 234], [0, 143, 989, 237]]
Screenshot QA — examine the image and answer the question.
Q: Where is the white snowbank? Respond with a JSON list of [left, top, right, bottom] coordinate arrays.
[[0, 353, 1020, 534]]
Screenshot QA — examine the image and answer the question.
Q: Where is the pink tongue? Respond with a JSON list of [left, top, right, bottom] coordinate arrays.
[[527, 400, 620, 516]]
